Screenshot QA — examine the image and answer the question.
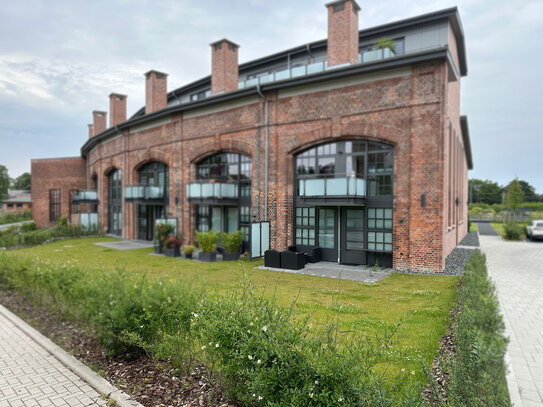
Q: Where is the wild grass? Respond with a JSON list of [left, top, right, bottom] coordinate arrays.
[[1, 237, 460, 405]]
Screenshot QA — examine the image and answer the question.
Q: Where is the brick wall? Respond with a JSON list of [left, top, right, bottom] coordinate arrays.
[[326, 0, 360, 66], [30, 157, 87, 228]]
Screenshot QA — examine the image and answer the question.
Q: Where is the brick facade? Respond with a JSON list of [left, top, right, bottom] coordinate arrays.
[[30, 7, 470, 272], [30, 157, 86, 228]]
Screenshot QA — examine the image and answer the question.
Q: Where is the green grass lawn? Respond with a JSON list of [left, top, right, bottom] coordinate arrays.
[[5, 237, 459, 378], [470, 222, 478, 232]]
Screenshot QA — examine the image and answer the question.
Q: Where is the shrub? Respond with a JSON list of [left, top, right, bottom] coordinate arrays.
[[444, 251, 511, 406], [155, 223, 174, 246], [0, 211, 32, 225], [221, 230, 243, 254], [503, 222, 523, 240], [182, 245, 195, 255], [22, 221, 36, 232], [196, 230, 219, 253], [165, 235, 182, 249]]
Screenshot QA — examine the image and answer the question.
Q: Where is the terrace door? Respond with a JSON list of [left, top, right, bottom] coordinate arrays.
[[339, 207, 366, 265], [318, 207, 338, 262]]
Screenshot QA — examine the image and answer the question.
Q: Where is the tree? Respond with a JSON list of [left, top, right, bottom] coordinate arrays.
[[516, 179, 537, 202], [504, 178, 524, 222], [469, 178, 503, 205], [11, 172, 31, 190], [0, 165, 10, 201]]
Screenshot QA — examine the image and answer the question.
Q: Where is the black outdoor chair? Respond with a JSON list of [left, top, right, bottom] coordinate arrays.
[[288, 246, 322, 263], [264, 250, 281, 268], [280, 250, 306, 270]]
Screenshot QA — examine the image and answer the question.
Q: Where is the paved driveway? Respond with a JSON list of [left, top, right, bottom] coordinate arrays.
[[480, 235, 543, 406]]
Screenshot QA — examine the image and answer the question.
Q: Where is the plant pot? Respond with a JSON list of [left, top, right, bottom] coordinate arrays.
[[199, 252, 217, 262], [184, 252, 193, 259], [154, 244, 163, 254], [222, 252, 240, 261], [165, 247, 181, 257]]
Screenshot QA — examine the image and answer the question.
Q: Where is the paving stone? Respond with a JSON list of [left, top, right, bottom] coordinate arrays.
[[0, 311, 108, 406], [480, 235, 543, 406]]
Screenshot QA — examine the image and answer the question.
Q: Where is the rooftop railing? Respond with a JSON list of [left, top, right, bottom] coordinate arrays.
[[239, 48, 398, 90], [186, 182, 238, 200], [297, 177, 365, 198]]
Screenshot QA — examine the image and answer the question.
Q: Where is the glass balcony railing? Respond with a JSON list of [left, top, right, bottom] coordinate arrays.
[[239, 47, 400, 90], [239, 61, 328, 89], [72, 190, 98, 202], [187, 182, 238, 199], [359, 47, 396, 64], [124, 185, 165, 200], [297, 177, 365, 197]]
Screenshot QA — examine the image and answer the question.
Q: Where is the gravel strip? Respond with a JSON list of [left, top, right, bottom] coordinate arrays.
[[442, 247, 475, 276], [459, 231, 479, 247]]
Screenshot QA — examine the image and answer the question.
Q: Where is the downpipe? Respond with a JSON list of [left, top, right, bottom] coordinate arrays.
[[256, 84, 269, 221]]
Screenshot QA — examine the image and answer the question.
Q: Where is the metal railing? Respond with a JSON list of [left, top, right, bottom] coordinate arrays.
[[186, 182, 238, 199], [297, 176, 365, 197]]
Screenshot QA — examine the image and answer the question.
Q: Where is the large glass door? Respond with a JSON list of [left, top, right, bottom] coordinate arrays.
[[108, 170, 122, 236], [137, 205, 164, 241], [340, 207, 366, 265], [318, 207, 338, 262]]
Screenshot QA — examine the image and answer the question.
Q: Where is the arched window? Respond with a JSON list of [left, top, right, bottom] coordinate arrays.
[[108, 169, 122, 236], [295, 140, 393, 197], [138, 162, 169, 190], [193, 152, 252, 242]]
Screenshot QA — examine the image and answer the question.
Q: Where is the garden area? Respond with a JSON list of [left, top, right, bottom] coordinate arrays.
[[0, 236, 511, 406]]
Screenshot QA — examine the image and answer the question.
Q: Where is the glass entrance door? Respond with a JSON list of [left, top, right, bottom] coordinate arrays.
[[318, 207, 338, 262], [137, 205, 164, 241], [340, 207, 366, 265]]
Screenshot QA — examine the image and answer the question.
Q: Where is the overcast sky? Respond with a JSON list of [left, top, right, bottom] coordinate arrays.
[[1, 0, 542, 191]]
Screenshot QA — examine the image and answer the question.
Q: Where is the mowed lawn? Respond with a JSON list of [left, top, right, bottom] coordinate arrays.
[[6, 237, 459, 375]]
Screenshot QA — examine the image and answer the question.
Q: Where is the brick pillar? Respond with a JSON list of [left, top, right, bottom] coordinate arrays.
[[326, 0, 360, 67], [145, 70, 168, 114], [92, 111, 107, 135], [109, 93, 127, 126], [210, 38, 239, 94]]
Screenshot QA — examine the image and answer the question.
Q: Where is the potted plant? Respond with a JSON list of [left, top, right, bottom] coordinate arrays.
[[164, 235, 182, 257], [182, 245, 195, 259], [375, 37, 396, 58], [195, 230, 219, 262], [220, 230, 243, 261], [155, 223, 174, 254]]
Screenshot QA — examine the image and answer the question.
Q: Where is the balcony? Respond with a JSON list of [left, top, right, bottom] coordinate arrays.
[[72, 190, 98, 203], [297, 177, 365, 203], [186, 182, 238, 204], [124, 185, 165, 203], [238, 48, 399, 90]]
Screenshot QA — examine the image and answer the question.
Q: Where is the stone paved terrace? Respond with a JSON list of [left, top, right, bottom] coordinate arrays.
[[480, 234, 543, 407]]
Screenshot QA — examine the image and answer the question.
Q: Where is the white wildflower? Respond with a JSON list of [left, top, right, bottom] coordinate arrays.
[[257, 359, 261, 365], [248, 355, 253, 360], [262, 325, 268, 332], [201, 345, 206, 350], [215, 343, 219, 348]]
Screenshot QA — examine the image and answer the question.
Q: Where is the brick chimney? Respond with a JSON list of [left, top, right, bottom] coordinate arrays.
[[109, 93, 127, 126], [92, 111, 107, 135], [210, 39, 239, 94], [326, 0, 360, 67], [144, 70, 168, 114], [88, 124, 94, 139]]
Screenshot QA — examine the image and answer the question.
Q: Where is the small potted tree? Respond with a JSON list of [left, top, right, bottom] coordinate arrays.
[[375, 37, 396, 58], [155, 223, 174, 254], [182, 245, 195, 259], [164, 235, 182, 257], [195, 230, 219, 262], [220, 230, 243, 261]]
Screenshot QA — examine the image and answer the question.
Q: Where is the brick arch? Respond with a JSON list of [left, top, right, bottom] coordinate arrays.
[[187, 139, 254, 165], [287, 123, 402, 156], [103, 165, 120, 177]]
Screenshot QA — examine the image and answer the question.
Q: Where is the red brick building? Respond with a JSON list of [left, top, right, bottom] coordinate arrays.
[[31, 1, 472, 272]]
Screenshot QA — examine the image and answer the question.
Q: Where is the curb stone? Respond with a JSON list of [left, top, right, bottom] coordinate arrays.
[[0, 304, 143, 407]]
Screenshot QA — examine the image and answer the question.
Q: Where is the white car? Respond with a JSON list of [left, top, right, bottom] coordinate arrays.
[[526, 220, 543, 241]]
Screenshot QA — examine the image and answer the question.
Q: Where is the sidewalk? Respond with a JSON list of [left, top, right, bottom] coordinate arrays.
[[479, 235, 543, 407], [0, 304, 142, 407]]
